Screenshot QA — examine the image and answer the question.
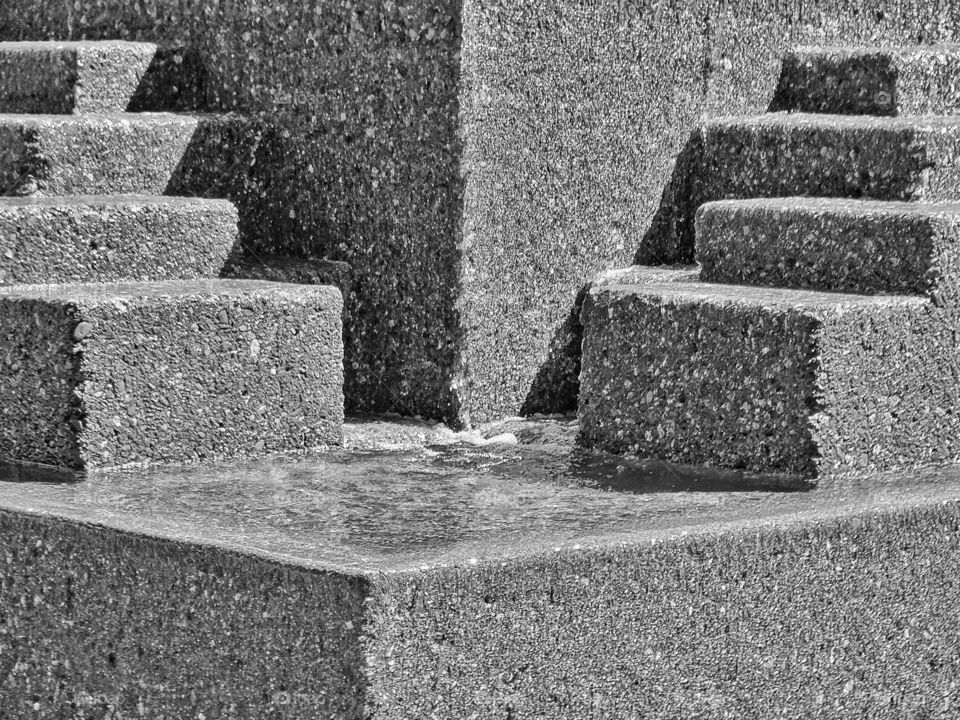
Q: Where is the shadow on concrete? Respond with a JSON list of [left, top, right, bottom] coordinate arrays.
[[633, 129, 704, 266], [521, 131, 706, 419], [520, 285, 588, 417], [164, 113, 287, 266], [128, 45, 208, 112]]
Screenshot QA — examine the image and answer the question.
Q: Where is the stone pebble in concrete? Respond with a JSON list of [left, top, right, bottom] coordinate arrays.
[[0, 195, 238, 285], [697, 197, 960, 304], [578, 267, 960, 479], [0, 279, 344, 470]]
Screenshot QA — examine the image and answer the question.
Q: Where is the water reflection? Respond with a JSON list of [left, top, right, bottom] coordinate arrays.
[[0, 417, 820, 563]]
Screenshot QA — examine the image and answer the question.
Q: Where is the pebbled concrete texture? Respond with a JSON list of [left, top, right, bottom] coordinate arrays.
[[770, 44, 960, 116], [697, 197, 960, 302], [0, 195, 237, 285], [578, 267, 960, 479], [222, 253, 353, 321], [0, 280, 344, 470], [8, 3, 960, 423], [3, 442, 960, 717], [643, 113, 960, 264], [0, 40, 156, 113]]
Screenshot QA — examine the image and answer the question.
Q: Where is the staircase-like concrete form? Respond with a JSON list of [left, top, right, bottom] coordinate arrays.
[[6, 36, 960, 720], [581, 45, 960, 481], [0, 41, 344, 471]]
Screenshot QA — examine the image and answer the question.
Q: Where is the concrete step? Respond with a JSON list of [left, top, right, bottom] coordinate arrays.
[[696, 197, 960, 302], [699, 113, 960, 204], [771, 45, 960, 116], [642, 112, 960, 264], [0, 279, 343, 470], [578, 266, 960, 479], [0, 41, 199, 114], [0, 112, 262, 197], [0, 195, 237, 285], [3, 427, 960, 717]]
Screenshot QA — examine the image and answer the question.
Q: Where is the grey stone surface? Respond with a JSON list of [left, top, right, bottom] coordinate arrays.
[[0, 112, 257, 197], [222, 253, 352, 306], [578, 266, 960, 479], [697, 197, 960, 302], [0, 279, 344, 470], [640, 113, 960, 264], [771, 44, 960, 116], [5, 3, 960, 425], [3, 433, 960, 717], [0, 40, 156, 114], [0, 195, 237, 285]]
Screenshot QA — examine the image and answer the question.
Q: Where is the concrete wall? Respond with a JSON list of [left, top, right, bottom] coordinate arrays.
[[3, 0, 960, 424]]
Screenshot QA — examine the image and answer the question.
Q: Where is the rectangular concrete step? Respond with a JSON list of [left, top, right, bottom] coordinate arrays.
[[771, 45, 960, 116], [0, 112, 261, 197], [637, 113, 960, 265], [0, 279, 343, 470], [578, 266, 960, 479], [0, 195, 237, 285], [696, 197, 960, 303], [0, 41, 165, 114], [3, 433, 960, 717], [700, 113, 960, 204]]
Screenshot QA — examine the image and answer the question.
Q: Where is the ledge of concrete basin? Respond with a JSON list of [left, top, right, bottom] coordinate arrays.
[[0, 440, 959, 573], [4, 439, 960, 717]]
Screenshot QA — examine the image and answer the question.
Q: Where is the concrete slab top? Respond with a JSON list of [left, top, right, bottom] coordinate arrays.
[[2, 418, 959, 577], [0, 111, 206, 126], [0, 194, 233, 210], [592, 275, 929, 311], [792, 43, 960, 57], [700, 196, 960, 217], [0, 278, 341, 303], [0, 41, 157, 51], [706, 111, 960, 131]]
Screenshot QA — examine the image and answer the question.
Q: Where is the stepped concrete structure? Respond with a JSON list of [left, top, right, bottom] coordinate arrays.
[[5, 5, 960, 718], [0, 40, 344, 473], [0, 281, 343, 470], [583, 43, 960, 481], [0, 196, 238, 284]]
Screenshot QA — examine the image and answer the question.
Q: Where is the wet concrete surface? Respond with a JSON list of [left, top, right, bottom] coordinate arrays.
[[1, 415, 959, 574]]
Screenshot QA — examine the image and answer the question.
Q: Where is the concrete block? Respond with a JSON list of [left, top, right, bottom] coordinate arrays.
[[0, 195, 237, 285], [771, 45, 960, 116], [579, 267, 960, 478], [0, 111, 268, 198], [646, 112, 960, 263], [4, 451, 960, 716], [697, 197, 960, 302], [0, 279, 343, 470], [0, 41, 156, 114]]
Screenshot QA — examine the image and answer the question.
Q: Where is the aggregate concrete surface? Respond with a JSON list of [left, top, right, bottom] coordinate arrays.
[[579, 267, 960, 478], [647, 112, 960, 264], [0, 195, 238, 284], [697, 197, 960, 300], [2, 418, 960, 717], [771, 44, 960, 116], [0, 40, 157, 114], [0, 280, 344, 469], [5, 2, 960, 424]]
